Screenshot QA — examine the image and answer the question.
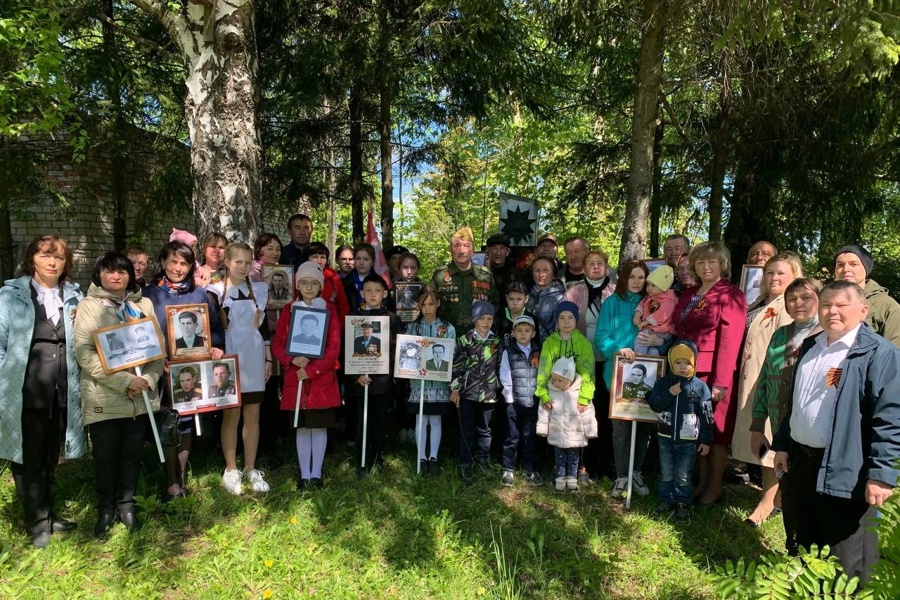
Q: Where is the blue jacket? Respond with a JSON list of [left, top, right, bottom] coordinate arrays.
[[0, 276, 86, 463], [143, 283, 226, 351], [773, 326, 900, 499], [648, 341, 713, 444], [594, 291, 641, 387]]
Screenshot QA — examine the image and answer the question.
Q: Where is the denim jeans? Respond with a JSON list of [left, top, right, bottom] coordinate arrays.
[[554, 447, 580, 478], [458, 400, 494, 467], [502, 403, 538, 472], [657, 436, 698, 506]]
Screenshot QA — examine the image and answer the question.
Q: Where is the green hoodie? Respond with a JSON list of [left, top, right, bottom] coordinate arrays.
[[536, 330, 596, 406]]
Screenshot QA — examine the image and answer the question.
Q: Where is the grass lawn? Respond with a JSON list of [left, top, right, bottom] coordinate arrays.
[[0, 437, 785, 600]]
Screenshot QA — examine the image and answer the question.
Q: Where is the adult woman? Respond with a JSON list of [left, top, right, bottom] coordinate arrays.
[[74, 252, 164, 538], [143, 241, 225, 501], [342, 243, 377, 313], [195, 232, 229, 287], [396, 253, 421, 282], [0, 235, 85, 548], [526, 256, 567, 340], [336, 245, 355, 279], [745, 278, 822, 531], [250, 233, 283, 289], [669, 242, 747, 505], [595, 260, 653, 498]]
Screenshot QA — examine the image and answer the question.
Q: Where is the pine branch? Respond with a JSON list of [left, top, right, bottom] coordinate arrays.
[[93, 12, 178, 60]]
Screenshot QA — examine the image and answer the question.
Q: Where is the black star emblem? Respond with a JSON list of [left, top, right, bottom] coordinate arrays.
[[500, 205, 536, 245]]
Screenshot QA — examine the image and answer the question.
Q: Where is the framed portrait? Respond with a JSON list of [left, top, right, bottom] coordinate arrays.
[[93, 317, 166, 374], [394, 282, 422, 323], [344, 315, 391, 375], [643, 258, 666, 273], [167, 355, 242, 415], [165, 303, 212, 360], [394, 334, 454, 382], [740, 264, 764, 305], [609, 353, 666, 423], [262, 264, 294, 310], [286, 305, 330, 358]]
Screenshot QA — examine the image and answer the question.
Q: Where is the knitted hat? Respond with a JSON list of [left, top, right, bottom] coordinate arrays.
[[834, 245, 873, 277], [551, 356, 576, 381], [647, 265, 674, 291], [554, 300, 579, 324], [451, 226, 474, 243], [295, 261, 324, 286], [170, 228, 197, 246], [667, 341, 696, 378], [471, 300, 495, 322], [512, 315, 535, 329]]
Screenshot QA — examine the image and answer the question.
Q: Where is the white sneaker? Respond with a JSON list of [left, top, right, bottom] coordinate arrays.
[[611, 476, 629, 499], [246, 469, 270, 493], [223, 469, 243, 495], [632, 472, 650, 496]]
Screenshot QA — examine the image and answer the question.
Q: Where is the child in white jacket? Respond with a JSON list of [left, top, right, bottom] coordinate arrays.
[[537, 357, 598, 491]]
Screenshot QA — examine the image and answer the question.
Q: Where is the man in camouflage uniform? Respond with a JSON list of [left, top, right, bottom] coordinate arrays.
[[430, 226, 499, 334]]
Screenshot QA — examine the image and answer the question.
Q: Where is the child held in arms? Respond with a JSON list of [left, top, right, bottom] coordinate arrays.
[[632, 265, 677, 355], [537, 356, 598, 491], [450, 301, 501, 484], [648, 340, 712, 525]]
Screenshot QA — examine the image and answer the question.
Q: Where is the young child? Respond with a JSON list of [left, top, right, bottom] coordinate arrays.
[[450, 301, 501, 484], [537, 357, 598, 491], [498, 315, 542, 487], [406, 286, 455, 475], [206, 243, 272, 495], [632, 266, 677, 355], [494, 281, 542, 350], [345, 273, 401, 478], [272, 261, 341, 491], [647, 340, 713, 525]]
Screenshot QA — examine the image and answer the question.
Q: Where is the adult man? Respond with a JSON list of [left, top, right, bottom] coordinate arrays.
[[663, 234, 691, 269], [209, 362, 236, 398], [559, 237, 590, 289], [281, 213, 313, 268], [426, 344, 449, 372], [125, 247, 150, 287], [268, 272, 290, 303], [833, 244, 900, 347], [622, 363, 652, 401], [430, 226, 499, 333], [173, 366, 203, 404], [175, 311, 205, 349], [773, 281, 900, 581], [353, 322, 381, 355], [485, 233, 521, 311], [747, 240, 777, 266], [292, 314, 321, 347]]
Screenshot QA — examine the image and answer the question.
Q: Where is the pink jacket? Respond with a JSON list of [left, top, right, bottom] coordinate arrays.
[[636, 289, 677, 335]]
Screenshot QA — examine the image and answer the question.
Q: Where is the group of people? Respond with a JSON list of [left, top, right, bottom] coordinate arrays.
[[1, 216, 897, 586]]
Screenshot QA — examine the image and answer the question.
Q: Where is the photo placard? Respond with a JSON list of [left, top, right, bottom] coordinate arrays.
[[393, 334, 454, 382], [167, 355, 242, 415], [286, 305, 330, 358], [394, 282, 422, 323], [93, 317, 166, 374], [344, 315, 391, 375], [609, 352, 665, 423], [740, 264, 764, 305], [165, 303, 212, 360], [643, 258, 666, 273], [262, 264, 294, 310]]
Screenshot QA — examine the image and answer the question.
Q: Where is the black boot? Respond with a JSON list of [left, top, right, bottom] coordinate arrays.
[[94, 510, 115, 539], [117, 509, 139, 532]]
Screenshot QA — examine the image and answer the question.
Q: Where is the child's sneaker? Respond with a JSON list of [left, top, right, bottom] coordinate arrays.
[[675, 503, 691, 525], [632, 473, 650, 496], [566, 476, 579, 492], [555, 477, 566, 492], [611, 476, 629, 499], [245, 469, 270, 493], [655, 501, 674, 515], [501, 470, 514, 487], [525, 471, 543, 486], [419, 459, 428, 475], [222, 469, 242, 495], [428, 457, 441, 475], [577, 468, 590, 487], [459, 465, 474, 484]]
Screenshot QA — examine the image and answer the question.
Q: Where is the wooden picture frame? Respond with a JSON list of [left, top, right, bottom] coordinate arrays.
[[262, 264, 294, 310], [92, 317, 166, 374], [165, 303, 212, 360], [394, 282, 422, 323], [344, 315, 391, 375], [608, 352, 665, 423], [286, 305, 330, 358], [394, 334, 454, 382], [740, 264, 764, 305], [167, 355, 242, 415]]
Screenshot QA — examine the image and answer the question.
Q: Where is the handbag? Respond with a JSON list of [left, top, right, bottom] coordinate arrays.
[[154, 407, 182, 447]]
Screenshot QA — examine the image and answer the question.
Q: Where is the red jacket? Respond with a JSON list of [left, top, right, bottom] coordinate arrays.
[[673, 278, 747, 393], [273, 302, 342, 411], [322, 265, 350, 329]]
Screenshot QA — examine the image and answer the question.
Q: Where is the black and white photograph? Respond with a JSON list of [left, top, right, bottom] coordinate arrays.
[[93, 317, 166, 374], [394, 281, 422, 323], [739, 264, 764, 305], [262, 264, 294, 310], [165, 303, 212, 359], [344, 315, 391, 375], [165, 356, 242, 415], [393, 334, 454, 382], [609, 353, 665, 423], [286, 305, 330, 358]]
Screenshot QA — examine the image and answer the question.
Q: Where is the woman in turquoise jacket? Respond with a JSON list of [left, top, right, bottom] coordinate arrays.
[[0, 235, 86, 548], [593, 259, 653, 499]]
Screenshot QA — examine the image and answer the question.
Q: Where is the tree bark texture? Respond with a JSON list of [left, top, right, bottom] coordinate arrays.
[[708, 97, 730, 242], [379, 81, 394, 251], [649, 103, 664, 258], [132, 0, 261, 242], [620, 0, 667, 263], [103, 0, 128, 251], [349, 87, 364, 245]]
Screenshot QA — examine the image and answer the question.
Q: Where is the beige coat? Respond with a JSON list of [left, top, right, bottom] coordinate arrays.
[[74, 284, 164, 426], [731, 295, 792, 467]]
